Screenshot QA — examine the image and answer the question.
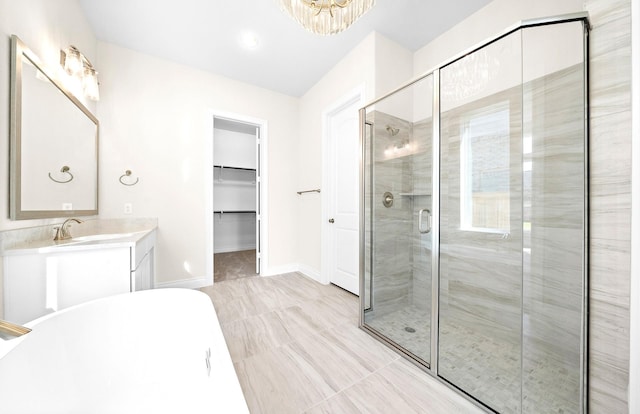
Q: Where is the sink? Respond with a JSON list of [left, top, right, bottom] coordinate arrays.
[[72, 233, 134, 242]]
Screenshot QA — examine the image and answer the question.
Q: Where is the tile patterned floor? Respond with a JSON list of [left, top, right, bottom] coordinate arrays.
[[200, 273, 483, 414], [365, 305, 431, 362], [365, 305, 581, 413]]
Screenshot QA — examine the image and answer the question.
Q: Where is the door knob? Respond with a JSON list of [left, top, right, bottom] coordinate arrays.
[[329, 218, 335, 223]]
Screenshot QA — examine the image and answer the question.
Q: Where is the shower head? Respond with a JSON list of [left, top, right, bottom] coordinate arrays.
[[386, 125, 399, 136]]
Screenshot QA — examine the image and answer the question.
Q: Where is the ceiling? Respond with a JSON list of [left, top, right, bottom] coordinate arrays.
[[78, 0, 492, 97]]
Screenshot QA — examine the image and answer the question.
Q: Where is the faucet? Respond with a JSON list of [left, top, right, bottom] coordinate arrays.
[[0, 319, 31, 338], [53, 218, 84, 241]]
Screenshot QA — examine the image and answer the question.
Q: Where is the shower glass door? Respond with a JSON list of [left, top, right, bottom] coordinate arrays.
[[439, 30, 524, 413], [519, 21, 587, 414], [362, 75, 433, 364], [438, 20, 587, 413]]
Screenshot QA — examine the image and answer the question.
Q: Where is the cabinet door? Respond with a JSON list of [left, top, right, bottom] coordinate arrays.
[[131, 230, 156, 291], [4, 255, 48, 324], [132, 248, 154, 291], [56, 248, 131, 310], [4, 248, 131, 324]]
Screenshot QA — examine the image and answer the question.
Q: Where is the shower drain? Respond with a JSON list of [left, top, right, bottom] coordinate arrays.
[[404, 326, 416, 333]]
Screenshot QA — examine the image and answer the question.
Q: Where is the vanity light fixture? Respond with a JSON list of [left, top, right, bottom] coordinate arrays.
[[383, 140, 411, 159], [60, 45, 100, 101], [278, 0, 375, 35], [385, 125, 399, 136]]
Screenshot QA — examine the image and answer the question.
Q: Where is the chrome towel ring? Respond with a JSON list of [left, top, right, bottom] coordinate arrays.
[[119, 170, 139, 186], [48, 165, 74, 183]]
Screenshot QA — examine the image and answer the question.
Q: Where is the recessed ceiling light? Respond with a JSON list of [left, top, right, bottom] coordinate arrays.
[[240, 32, 260, 50]]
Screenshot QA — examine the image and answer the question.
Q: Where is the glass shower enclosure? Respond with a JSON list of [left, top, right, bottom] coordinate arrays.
[[360, 14, 588, 414]]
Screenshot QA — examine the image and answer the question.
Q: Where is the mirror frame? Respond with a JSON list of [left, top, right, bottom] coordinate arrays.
[[9, 35, 99, 220]]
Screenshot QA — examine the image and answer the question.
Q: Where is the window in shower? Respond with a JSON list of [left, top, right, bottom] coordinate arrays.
[[460, 101, 510, 232]]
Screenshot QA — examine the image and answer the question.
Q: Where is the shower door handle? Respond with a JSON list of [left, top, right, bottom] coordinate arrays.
[[418, 209, 431, 234]]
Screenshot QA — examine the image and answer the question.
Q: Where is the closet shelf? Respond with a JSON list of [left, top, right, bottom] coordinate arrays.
[[213, 165, 256, 172], [214, 179, 256, 186], [214, 210, 256, 214]]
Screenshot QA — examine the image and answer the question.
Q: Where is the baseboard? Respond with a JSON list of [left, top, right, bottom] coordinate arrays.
[[297, 264, 322, 283], [154, 277, 211, 290], [261, 263, 323, 284], [261, 263, 299, 277], [154, 264, 323, 289]]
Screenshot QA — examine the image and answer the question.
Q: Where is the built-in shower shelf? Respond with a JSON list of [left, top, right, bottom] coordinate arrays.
[[399, 192, 431, 197]]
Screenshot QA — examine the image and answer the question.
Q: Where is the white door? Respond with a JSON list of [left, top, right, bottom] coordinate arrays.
[[326, 96, 361, 295]]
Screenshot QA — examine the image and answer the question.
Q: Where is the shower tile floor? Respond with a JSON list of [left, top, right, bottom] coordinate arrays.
[[365, 306, 431, 361], [365, 305, 581, 413]]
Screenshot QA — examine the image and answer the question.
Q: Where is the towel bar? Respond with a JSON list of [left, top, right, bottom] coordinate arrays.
[[297, 189, 320, 195]]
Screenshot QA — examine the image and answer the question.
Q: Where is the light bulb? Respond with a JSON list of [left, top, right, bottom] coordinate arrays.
[[82, 68, 100, 101], [63, 47, 83, 76]]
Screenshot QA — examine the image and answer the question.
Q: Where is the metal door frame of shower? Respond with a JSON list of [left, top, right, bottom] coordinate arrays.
[[358, 11, 590, 414]]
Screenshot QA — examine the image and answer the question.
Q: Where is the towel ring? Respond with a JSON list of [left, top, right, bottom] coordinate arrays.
[[119, 170, 139, 186], [48, 165, 74, 184]]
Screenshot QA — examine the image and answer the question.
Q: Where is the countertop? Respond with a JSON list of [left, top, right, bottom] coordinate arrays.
[[1, 219, 157, 256]]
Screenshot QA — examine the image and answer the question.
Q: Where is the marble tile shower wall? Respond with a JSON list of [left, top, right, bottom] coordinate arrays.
[[438, 53, 587, 410], [364, 112, 434, 320], [438, 84, 525, 413], [369, 111, 413, 316], [364, 4, 632, 409], [439, 86, 524, 347], [521, 63, 585, 413], [585, 0, 632, 411]]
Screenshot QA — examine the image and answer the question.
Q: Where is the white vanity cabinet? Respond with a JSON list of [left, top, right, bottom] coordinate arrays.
[[131, 230, 155, 291], [3, 230, 156, 325]]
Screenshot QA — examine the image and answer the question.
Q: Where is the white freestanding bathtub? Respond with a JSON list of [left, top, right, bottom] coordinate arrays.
[[0, 288, 248, 414]]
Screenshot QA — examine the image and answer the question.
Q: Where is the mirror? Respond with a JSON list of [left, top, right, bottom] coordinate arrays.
[[10, 35, 98, 220]]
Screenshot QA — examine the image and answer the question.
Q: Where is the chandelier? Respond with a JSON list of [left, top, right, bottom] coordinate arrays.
[[278, 0, 376, 35], [440, 49, 500, 103]]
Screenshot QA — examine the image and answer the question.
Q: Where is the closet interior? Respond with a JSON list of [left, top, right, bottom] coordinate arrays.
[[213, 117, 260, 281]]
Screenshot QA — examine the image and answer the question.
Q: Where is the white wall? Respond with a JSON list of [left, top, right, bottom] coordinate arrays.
[[296, 32, 413, 280], [96, 42, 299, 286], [373, 34, 414, 103], [296, 32, 375, 278], [371, 34, 415, 124], [413, 0, 584, 76], [0, 0, 98, 319]]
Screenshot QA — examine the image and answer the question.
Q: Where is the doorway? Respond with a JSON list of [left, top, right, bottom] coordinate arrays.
[[207, 113, 267, 283]]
